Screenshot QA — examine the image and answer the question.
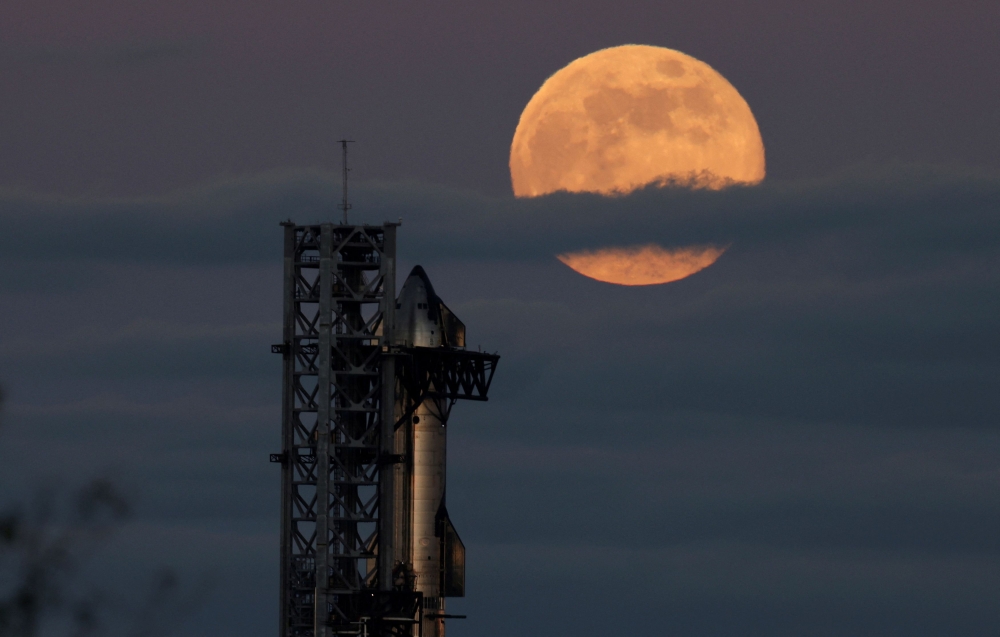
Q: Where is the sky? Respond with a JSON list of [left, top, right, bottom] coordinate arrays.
[[1, 1, 1000, 636]]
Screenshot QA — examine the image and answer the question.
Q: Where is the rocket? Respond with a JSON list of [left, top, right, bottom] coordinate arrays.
[[276, 223, 497, 637], [392, 266, 467, 637]]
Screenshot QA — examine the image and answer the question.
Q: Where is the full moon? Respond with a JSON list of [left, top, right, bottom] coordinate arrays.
[[510, 45, 763, 285], [510, 45, 765, 196]]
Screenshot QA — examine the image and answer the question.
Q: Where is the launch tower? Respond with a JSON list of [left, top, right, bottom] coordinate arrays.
[[273, 221, 498, 637]]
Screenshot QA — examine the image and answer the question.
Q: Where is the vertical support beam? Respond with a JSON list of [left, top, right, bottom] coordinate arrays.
[[314, 224, 334, 637], [278, 222, 296, 637], [279, 222, 405, 637], [378, 225, 397, 591]]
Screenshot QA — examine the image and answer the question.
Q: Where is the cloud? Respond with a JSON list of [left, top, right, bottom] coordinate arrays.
[[4, 164, 996, 430], [0, 319, 279, 380], [2, 164, 1000, 636], [0, 163, 997, 265]]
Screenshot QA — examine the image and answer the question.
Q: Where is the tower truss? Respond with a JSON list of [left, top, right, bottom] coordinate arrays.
[[275, 221, 499, 637], [276, 222, 399, 637]]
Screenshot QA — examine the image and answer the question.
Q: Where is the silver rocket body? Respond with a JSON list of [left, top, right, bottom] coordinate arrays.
[[277, 223, 497, 637], [393, 266, 466, 637], [395, 266, 465, 350]]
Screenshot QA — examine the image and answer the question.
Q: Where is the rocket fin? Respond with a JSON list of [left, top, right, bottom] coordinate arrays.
[[436, 506, 466, 597]]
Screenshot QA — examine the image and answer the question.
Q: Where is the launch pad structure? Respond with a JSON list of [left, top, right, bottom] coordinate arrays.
[[273, 221, 499, 637]]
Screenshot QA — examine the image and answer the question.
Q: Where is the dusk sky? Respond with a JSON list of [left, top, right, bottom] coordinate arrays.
[[2, 1, 1000, 636]]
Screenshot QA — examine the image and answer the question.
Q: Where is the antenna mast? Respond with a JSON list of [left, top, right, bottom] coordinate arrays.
[[338, 139, 354, 223]]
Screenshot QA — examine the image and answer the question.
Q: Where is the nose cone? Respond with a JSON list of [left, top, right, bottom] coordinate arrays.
[[396, 266, 465, 348]]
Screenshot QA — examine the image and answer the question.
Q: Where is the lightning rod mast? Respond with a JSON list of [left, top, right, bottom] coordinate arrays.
[[273, 147, 500, 637], [338, 139, 353, 224]]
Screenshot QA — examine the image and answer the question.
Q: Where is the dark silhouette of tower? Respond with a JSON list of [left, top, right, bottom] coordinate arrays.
[[273, 221, 498, 637]]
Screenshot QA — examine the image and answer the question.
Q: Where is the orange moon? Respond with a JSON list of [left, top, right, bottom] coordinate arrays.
[[509, 44, 763, 285], [510, 45, 765, 196], [557, 244, 726, 286]]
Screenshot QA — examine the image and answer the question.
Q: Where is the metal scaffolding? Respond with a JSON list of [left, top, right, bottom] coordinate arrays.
[[275, 221, 499, 637]]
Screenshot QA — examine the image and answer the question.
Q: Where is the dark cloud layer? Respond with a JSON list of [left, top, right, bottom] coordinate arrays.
[[1, 166, 999, 635], [2, 163, 999, 264]]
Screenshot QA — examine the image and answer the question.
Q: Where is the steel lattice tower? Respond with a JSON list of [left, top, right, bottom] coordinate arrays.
[[275, 220, 498, 637], [276, 222, 399, 637]]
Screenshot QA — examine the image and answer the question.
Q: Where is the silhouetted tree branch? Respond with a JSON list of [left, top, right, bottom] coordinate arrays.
[[0, 390, 192, 637], [0, 480, 132, 637]]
